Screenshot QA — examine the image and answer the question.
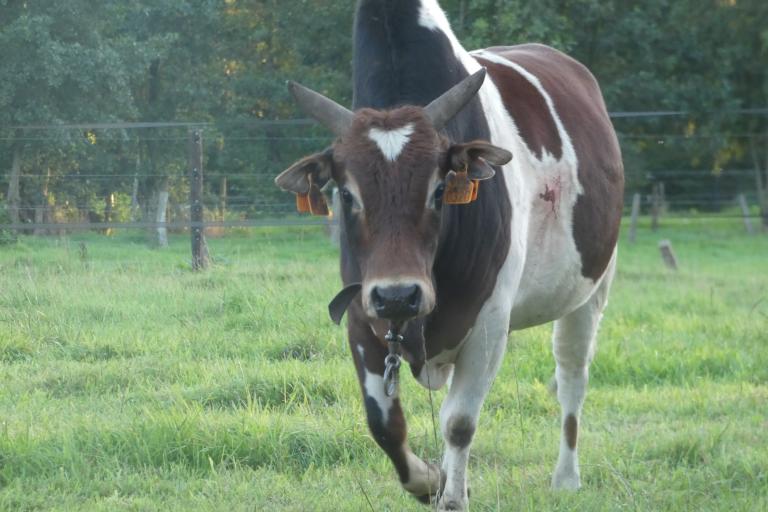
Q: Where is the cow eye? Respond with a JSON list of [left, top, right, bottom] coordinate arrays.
[[340, 187, 354, 207], [431, 183, 445, 210], [340, 186, 361, 211]]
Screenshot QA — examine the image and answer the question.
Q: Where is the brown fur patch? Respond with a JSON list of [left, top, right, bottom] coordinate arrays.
[[565, 413, 578, 450], [474, 56, 562, 161], [483, 44, 624, 281], [447, 415, 475, 448]]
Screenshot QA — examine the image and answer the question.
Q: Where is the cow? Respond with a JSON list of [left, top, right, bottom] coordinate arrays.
[[275, 1, 623, 510]]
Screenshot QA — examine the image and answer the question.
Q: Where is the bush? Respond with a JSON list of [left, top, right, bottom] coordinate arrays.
[[0, 199, 17, 245]]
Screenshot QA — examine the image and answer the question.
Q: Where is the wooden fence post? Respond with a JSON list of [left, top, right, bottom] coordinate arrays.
[[156, 181, 169, 248], [651, 183, 662, 231], [628, 192, 641, 243], [737, 194, 754, 235], [659, 239, 678, 270], [189, 130, 210, 270], [219, 176, 227, 220]]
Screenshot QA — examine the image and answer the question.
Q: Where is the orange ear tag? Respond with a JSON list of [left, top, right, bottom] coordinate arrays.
[[444, 169, 474, 205], [470, 180, 480, 202], [296, 193, 311, 213], [307, 183, 329, 216]]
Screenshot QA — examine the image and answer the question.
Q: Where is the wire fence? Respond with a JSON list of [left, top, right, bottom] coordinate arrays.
[[1, 111, 766, 243]]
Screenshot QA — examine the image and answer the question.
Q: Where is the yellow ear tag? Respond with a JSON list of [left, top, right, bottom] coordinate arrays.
[[444, 168, 474, 205]]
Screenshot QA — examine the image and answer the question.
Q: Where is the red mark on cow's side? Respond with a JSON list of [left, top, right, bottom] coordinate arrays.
[[539, 177, 561, 217]]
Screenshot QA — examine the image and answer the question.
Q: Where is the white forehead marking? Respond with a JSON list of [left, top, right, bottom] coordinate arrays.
[[368, 123, 415, 162]]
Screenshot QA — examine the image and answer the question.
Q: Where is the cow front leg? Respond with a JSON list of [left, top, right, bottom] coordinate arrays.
[[551, 254, 615, 490], [350, 324, 442, 502], [438, 317, 509, 511]]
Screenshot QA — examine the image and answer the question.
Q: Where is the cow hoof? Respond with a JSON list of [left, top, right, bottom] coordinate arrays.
[[551, 469, 581, 491], [413, 487, 469, 506], [437, 499, 466, 511], [409, 464, 445, 506]]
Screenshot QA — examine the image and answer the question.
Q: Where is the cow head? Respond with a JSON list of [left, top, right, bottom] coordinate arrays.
[[275, 69, 511, 324]]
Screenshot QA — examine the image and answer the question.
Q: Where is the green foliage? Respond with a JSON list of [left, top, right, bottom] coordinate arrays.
[[0, 1, 766, 224], [0, 199, 16, 244], [0, 222, 766, 509]]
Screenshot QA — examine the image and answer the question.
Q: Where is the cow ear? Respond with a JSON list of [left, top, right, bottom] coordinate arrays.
[[275, 148, 334, 215], [446, 140, 512, 180], [275, 147, 334, 194]]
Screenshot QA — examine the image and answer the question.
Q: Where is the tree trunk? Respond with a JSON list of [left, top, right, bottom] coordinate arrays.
[[219, 175, 227, 220], [33, 168, 51, 236], [6, 145, 21, 231], [750, 137, 768, 230], [104, 192, 114, 235], [131, 174, 140, 222], [651, 183, 662, 231], [457, 0, 466, 35]]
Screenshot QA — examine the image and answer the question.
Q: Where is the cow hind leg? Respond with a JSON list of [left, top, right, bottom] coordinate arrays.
[[551, 254, 615, 490]]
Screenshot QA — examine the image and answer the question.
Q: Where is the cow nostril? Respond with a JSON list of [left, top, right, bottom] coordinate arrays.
[[371, 287, 385, 310], [406, 285, 421, 309]]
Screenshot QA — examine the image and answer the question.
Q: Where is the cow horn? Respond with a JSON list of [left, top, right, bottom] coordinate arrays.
[[424, 68, 487, 129], [288, 81, 354, 137]]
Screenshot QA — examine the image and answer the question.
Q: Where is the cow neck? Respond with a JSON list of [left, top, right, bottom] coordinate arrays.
[[348, 0, 513, 357]]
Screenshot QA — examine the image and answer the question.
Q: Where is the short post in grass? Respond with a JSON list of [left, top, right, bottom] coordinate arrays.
[[189, 130, 210, 270], [658, 239, 678, 271], [628, 192, 641, 243], [737, 194, 754, 235]]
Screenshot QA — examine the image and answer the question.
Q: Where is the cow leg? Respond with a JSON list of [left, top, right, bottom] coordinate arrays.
[[551, 253, 616, 490], [437, 314, 509, 511], [350, 323, 442, 502]]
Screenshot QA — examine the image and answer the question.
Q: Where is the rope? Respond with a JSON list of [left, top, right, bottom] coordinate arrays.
[[422, 335, 441, 508]]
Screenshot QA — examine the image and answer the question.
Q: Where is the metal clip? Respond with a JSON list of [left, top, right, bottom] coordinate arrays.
[[385, 330, 404, 343], [383, 325, 404, 397], [383, 353, 401, 397]]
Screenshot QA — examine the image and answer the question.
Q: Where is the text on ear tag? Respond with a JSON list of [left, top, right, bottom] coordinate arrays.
[[444, 169, 474, 205], [296, 193, 311, 213]]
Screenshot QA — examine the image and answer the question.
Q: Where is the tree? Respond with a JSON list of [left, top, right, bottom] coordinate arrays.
[[0, 1, 170, 230]]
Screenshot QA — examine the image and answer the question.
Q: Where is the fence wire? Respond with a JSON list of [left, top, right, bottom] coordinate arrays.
[[1, 118, 766, 235]]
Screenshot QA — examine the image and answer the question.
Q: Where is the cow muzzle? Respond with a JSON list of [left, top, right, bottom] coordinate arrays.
[[365, 280, 434, 321]]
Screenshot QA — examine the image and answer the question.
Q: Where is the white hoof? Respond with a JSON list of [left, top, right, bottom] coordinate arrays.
[[551, 469, 581, 491], [437, 497, 467, 511]]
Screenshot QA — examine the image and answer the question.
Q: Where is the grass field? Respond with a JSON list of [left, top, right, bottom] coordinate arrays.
[[1, 218, 767, 511]]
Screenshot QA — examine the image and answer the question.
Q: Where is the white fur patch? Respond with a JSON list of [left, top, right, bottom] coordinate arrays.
[[368, 124, 414, 161], [357, 345, 394, 422]]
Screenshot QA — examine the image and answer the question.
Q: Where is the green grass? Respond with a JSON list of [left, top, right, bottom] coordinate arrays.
[[0, 219, 766, 511]]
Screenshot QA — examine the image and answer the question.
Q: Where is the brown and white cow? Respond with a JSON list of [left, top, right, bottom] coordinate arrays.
[[275, 1, 623, 510]]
